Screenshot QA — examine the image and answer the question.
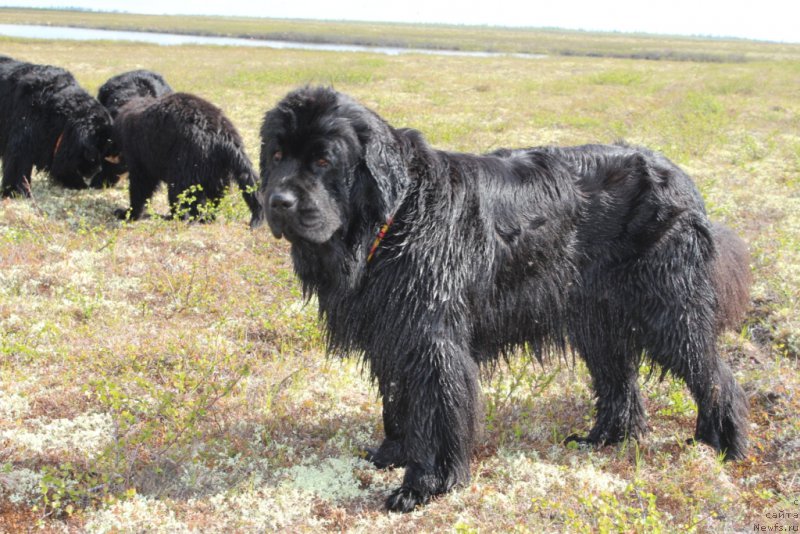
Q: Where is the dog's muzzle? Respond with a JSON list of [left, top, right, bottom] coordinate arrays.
[[269, 190, 298, 213], [263, 188, 299, 239]]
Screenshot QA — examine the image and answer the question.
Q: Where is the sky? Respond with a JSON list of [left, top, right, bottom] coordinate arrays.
[[3, 0, 800, 44]]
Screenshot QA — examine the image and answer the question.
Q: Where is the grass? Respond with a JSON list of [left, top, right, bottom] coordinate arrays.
[[0, 21, 799, 533]]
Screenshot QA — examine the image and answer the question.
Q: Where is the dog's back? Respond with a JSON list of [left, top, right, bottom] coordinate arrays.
[[98, 70, 173, 119], [549, 143, 752, 333]]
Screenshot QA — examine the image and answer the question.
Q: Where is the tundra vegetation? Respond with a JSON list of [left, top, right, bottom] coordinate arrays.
[[0, 10, 798, 532]]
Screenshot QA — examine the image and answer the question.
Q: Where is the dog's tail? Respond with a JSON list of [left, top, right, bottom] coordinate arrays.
[[227, 144, 263, 228], [711, 223, 752, 333]]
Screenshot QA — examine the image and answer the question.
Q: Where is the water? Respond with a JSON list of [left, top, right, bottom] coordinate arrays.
[[0, 24, 544, 59]]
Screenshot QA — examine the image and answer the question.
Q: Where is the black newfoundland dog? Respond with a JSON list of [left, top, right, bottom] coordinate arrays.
[[112, 92, 262, 225], [91, 69, 173, 189], [0, 56, 113, 197], [258, 86, 751, 512], [98, 69, 173, 120]]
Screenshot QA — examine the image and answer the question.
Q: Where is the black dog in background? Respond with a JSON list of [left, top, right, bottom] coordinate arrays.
[[92, 70, 173, 188], [98, 69, 173, 120], [113, 92, 262, 226], [0, 55, 113, 197], [259, 87, 751, 512]]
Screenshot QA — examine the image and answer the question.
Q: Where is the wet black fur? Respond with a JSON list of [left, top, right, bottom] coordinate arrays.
[[0, 55, 113, 197], [113, 92, 262, 225], [259, 86, 751, 512], [92, 69, 173, 188]]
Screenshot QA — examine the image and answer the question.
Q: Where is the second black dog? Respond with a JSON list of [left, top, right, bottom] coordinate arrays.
[[113, 92, 262, 225], [92, 70, 173, 188]]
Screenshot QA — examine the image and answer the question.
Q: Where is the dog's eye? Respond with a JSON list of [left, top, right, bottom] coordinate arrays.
[[315, 158, 330, 169], [273, 151, 283, 163]]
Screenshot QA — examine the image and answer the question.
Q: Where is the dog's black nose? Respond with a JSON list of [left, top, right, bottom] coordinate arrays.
[[269, 190, 298, 212]]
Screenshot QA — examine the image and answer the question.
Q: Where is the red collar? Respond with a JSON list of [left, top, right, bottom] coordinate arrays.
[[53, 131, 64, 158], [367, 216, 394, 263]]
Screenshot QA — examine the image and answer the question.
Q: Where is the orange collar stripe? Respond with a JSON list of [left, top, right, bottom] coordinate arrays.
[[53, 131, 64, 158], [367, 217, 394, 263]]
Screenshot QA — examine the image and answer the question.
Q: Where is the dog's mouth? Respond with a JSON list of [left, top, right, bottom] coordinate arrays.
[[79, 160, 104, 180], [265, 209, 289, 240], [269, 223, 284, 240], [267, 210, 339, 245]]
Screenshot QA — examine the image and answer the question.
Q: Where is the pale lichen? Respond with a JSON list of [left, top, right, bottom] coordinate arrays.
[[0, 412, 114, 459], [280, 455, 373, 503], [0, 467, 43, 505], [84, 495, 193, 534]]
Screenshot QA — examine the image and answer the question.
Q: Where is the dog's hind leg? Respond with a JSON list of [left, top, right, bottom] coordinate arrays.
[[1, 140, 34, 197], [635, 221, 749, 460], [227, 145, 261, 223], [691, 357, 749, 460], [643, 310, 749, 460]]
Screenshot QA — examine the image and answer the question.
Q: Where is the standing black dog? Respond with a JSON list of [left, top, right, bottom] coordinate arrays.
[[0, 56, 113, 197], [112, 92, 262, 225], [92, 70, 173, 188], [259, 86, 751, 512]]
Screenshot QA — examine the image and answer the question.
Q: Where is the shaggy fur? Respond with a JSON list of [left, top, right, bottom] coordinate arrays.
[[92, 70, 173, 188], [113, 92, 262, 225], [258, 86, 751, 512], [0, 55, 113, 197]]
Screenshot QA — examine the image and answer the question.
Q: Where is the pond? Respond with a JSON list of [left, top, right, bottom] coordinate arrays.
[[0, 23, 544, 59]]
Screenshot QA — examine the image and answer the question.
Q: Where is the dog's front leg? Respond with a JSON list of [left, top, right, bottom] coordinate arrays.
[[385, 335, 482, 513], [364, 373, 409, 469]]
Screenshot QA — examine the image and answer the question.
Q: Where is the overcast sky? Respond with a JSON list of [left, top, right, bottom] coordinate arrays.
[[3, 0, 800, 43]]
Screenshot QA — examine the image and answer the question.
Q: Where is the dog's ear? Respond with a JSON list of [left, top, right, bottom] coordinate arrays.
[[52, 113, 110, 178], [360, 114, 411, 221], [50, 119, 84, 176]]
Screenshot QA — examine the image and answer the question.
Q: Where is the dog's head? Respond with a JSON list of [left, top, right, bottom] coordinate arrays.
[[258, 86, 410, 245], [51, 99, 115, 182]]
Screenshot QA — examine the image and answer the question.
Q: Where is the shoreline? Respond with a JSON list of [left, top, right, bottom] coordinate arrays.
[[2, 8, 793, 62]]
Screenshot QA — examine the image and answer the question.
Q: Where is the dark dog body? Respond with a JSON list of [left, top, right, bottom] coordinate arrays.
[[0, 56, 113, 196], [113, 92, 261, 225], [92, 70, 173, 188], [259, 87, 751, 512]]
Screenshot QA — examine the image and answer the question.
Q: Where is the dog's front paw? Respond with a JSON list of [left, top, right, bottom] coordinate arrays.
[[114, 208, 131, 220], [386, 486, 430, 513], [364, 439, 406, 469], [563, 433, 604, 450]]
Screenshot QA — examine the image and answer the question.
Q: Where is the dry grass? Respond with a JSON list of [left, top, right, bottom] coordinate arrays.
[[0, 25, 798, 533]]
